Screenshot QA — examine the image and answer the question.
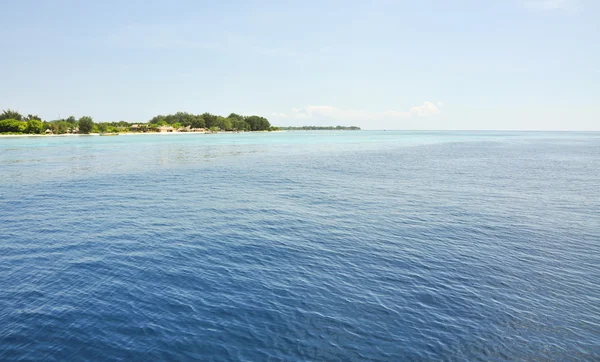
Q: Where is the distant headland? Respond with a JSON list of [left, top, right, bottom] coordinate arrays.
[[279, 126, 361, 131]]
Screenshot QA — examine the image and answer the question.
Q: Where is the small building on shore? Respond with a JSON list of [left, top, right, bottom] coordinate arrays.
[[130, 124, 149, 132], [157, 125, 175, 133], [45, 129, 53, 134]]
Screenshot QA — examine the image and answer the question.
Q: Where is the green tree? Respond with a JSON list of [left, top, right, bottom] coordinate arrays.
[[149, 115, 165, 124], [26, 119, 44, 134], [0, 109, 23, 121], [170, 112, 195, 126], [0, 119, 27, 133], [230, 118, 249, 131], [228, 113, 244, 121], [78, 116, 94, 134], [215, 116, 232, 131], [25, 114, 42, 121], [190, 117, 205, 129], [201, 113, 218, 128], [245, 115, 271, 131], [57, 121, 71, 134], [98, 123, 108, 133]]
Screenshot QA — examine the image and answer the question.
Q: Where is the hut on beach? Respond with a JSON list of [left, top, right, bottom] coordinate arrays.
[[157, 125, 175, 133]]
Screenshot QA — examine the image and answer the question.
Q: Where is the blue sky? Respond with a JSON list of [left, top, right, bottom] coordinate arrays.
[[1, 0, 598, 130]]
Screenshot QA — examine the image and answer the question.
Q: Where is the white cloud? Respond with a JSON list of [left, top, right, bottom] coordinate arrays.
[[278, 102, 442, 124], [409, 101, 442, 117]]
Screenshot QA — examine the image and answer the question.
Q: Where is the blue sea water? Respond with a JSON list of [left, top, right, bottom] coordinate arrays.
[[1, 131, 599, 361]]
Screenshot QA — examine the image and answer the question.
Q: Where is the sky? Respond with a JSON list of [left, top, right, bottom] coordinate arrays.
[[0, 0, 598, 130]]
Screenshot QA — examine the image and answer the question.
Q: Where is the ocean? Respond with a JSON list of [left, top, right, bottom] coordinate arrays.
[[1, 131, 599, 361]]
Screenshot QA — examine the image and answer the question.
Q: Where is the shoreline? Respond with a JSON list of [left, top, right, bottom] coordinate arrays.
[[0, 131, 282, 138]]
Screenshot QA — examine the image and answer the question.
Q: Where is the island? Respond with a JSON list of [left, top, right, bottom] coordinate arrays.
[[0, 109, 277, 135], [279, 126, 361, 131]]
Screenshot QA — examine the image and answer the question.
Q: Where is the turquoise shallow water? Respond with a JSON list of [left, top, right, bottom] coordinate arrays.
[[1, 131, 599, 360]]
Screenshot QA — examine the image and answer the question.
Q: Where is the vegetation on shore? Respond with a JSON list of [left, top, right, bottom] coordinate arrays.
[[279, 126, 361, 130], [0, 109, 278, 135]]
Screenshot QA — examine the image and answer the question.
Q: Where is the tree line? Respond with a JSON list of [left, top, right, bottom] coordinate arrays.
[[148, 112, 273, 132], [0, 109, 277, 134], [0, 110, 95, 134], [279, 126, 361, 130]]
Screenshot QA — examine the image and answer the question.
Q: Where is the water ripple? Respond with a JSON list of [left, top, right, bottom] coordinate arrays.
[[1, 132, 599, 360]]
